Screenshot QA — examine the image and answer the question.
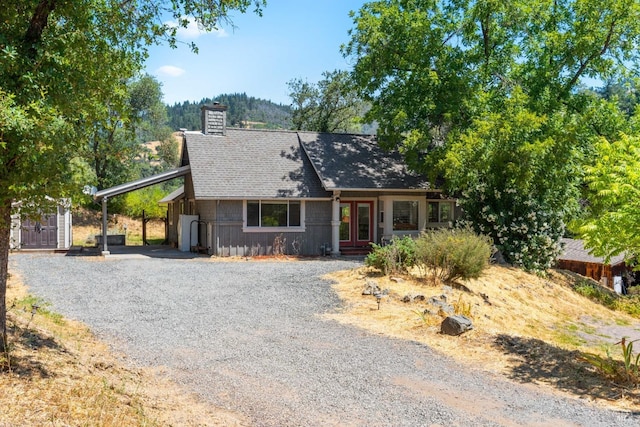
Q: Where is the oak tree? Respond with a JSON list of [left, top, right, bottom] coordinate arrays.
[[345, 0, 640, 272], [288, 70, 367, 133], [0, 0, 265, 352]]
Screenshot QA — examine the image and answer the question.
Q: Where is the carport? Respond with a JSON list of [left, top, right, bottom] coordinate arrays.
[[92, 165, 190, 255]]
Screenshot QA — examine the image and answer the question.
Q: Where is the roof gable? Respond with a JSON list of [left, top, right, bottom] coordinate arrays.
[[298, 132, 431, 191], [184, 129, 329, 199]]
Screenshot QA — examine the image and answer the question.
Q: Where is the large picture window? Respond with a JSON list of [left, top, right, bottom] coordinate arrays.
[[246, 200, 302, 228], [393, 201, 419, 231]]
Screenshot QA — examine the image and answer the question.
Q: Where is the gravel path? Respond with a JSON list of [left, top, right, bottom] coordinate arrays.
[[10, 252, 640, 426]]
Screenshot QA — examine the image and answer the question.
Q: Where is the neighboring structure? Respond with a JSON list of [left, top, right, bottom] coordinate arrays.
[[556, 238, 628, 287], [95, 104, 457, 256], [10, 199, 72, 250], [164, 104, 456, 257]]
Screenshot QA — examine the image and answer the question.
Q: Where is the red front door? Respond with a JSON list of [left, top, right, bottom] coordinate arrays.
[[339, 201, 373, 247]]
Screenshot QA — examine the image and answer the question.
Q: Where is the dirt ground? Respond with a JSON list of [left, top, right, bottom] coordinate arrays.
[[72, 208, 166, 246], [2, 273, 249, 427], [5, 233, 640, 423], [324, 265, 640, 411]]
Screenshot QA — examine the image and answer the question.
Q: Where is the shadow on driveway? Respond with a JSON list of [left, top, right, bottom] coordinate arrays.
[[65, 244, 208, 260]]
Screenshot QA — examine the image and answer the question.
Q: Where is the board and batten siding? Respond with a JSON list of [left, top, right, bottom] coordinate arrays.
[[196, 199, 332, 257], [56, 204, 72, 249]]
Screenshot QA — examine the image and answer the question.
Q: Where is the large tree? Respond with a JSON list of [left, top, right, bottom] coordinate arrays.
[[288, 70, 367, 133], [82, 74, 175, 194], [0, 0, 265, 352], [344, 0, 640, 272], [575, 131, 640, 263]]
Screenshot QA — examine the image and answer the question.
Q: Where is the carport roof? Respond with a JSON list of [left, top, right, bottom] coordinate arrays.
[[93, 165, 190, 201]]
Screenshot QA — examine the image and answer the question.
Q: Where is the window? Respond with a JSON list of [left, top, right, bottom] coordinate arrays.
[[246, 200, 302, 228], [393, 201, 419, 231], [428, 201, 454, 223]]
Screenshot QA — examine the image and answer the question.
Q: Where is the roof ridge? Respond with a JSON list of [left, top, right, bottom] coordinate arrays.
[[295, 129, 376, 137], [226, 127, 298, 134]]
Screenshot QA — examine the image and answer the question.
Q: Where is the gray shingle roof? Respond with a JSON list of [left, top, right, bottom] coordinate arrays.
[[558, 238, 626, 265], [184, 129, 330, 199], [298, 132, 432, 190], [158, 185, 184, 204]]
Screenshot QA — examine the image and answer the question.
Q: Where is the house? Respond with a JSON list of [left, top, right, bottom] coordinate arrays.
[[556, 238, 629, 287], [10, 199, 72, 250], [95, 104, 457, 256]]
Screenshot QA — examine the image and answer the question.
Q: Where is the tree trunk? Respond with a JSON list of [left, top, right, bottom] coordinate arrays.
[[0, 199, 11, 353]]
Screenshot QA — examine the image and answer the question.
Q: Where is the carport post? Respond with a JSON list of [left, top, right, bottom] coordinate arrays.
[[101, 196, 109, 255], [331, 191, 341, 256]]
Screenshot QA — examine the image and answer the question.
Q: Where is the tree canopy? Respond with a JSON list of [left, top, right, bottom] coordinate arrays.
[[345, 0, 640, 272], [0, 0, 265, 352], [167, 93, 292, 130], [288, 70, 367, 133], [575, 131, 640, 263]]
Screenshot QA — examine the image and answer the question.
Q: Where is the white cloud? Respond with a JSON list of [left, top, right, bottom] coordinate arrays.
[[156, 65, 186, 77], [166, 17, 229, 39]]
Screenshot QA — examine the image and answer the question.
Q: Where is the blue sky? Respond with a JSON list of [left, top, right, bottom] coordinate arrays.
[[144, 1, 367, 106]]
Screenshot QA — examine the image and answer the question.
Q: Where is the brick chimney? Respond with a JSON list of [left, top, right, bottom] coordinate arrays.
[[201, 103, 227, 136]]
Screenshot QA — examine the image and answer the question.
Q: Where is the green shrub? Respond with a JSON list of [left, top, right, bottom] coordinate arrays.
[[365, 235, 416, 275], [573, 279, 640, 318], [122, 184, 172, 218], [581, 337, 640, 386], [414, 228, 493, 283]]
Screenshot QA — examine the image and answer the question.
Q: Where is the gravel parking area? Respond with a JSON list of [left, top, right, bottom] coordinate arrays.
[[10, 252, 640, 426]]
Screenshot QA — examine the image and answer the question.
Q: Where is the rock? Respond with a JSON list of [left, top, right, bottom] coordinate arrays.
[[423, 308, 437, 316], [401, 293, 425, 303], [437, 305, 454, 316], [480, 293, 491, 305], [491, 248, 509, 265], [390, 276, 404, 283], [440, 315, 474, 336], [427, 296, 454, 315], [362, 280, 380, 296]]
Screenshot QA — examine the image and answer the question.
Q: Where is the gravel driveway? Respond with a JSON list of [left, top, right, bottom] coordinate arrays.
[[10, 252, 640, 426]]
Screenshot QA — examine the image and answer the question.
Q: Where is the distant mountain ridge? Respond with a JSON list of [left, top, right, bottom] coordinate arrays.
[[166, 93, 292, 131]]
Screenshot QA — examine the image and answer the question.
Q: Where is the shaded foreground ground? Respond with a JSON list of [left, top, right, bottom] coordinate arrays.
[[5, 252, 640, 426], [1, 270, 248, 426]]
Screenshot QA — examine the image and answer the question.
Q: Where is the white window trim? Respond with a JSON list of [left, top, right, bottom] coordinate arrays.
[[379, 195, 426, 238], [427, 199, 455, 225], [242, 200, 306, 233]]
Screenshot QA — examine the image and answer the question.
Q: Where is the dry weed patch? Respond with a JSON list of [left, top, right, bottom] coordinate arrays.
[[1, 272, 248, 427], [324, 264, 640, 411], [72, 208, 166, 247]]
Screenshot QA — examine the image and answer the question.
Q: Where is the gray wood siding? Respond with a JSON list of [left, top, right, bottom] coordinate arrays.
[[166, 202, 181, 245], [209, 200, 332, 257]]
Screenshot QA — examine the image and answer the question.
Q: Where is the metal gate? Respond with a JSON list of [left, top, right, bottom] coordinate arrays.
[[21, 214, 57, 249]]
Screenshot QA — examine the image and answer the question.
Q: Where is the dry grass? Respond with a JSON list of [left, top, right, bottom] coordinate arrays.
[[1, 272, 249, 427], [72, 208, 166, 246], [5, 243, 640, 422], [324, 265, 640, 411]]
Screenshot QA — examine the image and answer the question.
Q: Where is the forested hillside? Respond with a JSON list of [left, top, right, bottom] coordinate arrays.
[[167, 93, 292, 131]]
